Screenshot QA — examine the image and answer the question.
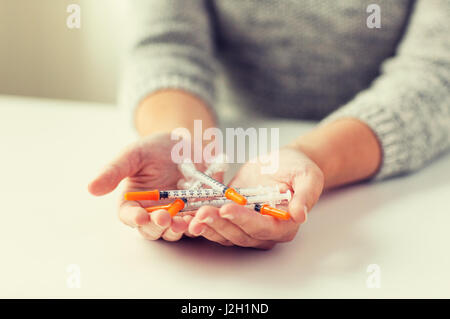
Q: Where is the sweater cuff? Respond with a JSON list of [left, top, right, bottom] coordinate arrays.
[[321, 104, 410, 181]]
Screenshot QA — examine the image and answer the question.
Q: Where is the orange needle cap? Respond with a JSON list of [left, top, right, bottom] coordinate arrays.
[[224, 188, 247, 205], [260, 205, 290, 220], [124, 190, 160, 201], [167, 199, 187, 217]]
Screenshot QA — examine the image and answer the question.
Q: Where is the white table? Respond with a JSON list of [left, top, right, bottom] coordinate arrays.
[[0, 95, 449, 298]]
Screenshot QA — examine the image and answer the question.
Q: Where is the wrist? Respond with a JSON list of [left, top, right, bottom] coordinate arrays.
[[287, 135, 340, 189], [289, 118, 382, 189], [135, 89, 216, 137]]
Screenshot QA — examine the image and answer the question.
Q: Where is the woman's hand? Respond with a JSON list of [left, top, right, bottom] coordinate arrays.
[[88, 133, 192, 242], [188, 147, 324, 249]]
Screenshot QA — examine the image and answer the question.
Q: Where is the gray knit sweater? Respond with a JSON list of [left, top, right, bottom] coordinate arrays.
[[120, 0, 450, 180]]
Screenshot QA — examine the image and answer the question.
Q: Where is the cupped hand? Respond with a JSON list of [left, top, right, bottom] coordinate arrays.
[[188, 147, 324, 249], [88, 133, 193, 242]]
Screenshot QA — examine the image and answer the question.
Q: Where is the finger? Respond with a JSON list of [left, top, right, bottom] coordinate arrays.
[[219, 203, 290, 241], [161, 216, 188, 242], [138, 209, 171, 240], [256, 242, 277, 250], [118, 201, 150, 227], [170, 215, 189, 233], [188, 206, 230, 244], [88, 143, 142, 196], [162, 228, 184, 242], [182, 215, 197, 238], [193, 206, 264, 248], [289, 168, 324, 224], [189, 206, 220, 236], [200, 225, 234, 246]]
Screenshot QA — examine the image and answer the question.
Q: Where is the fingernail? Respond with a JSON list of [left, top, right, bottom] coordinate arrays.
[[155, 220, 168, 228], [221, 214, 234, 220], [303, 205, 308, 224], [196, 226, 206, 236], [199, 217, 214, 224]]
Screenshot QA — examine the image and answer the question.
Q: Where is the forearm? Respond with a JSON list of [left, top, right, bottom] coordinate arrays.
[[123, 0, 216, 138], [289, 118, 382, 189], [135, 89, 216, 137]]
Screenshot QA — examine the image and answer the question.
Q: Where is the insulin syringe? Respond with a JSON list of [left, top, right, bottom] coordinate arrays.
[[124, 185, 280, 201], [182, 191, 291, 211], [145, 191, 292, 220], [179, 160, 247, 205], [187, 154, 228, 190]]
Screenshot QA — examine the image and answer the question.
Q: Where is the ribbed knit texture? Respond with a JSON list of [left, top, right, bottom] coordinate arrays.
[[120, 0, 450, 180]]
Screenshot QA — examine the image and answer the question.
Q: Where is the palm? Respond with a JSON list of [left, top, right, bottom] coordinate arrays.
[[229, 148, 319, 204], [184, 147, 324, 249], [89, 132, 207, 241], [124, 133, 181, 194], [120, 133, 214, 209]]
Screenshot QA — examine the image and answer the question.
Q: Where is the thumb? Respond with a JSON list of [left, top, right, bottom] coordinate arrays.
[[88, 145, 142, 196], [288, 168, 324, 224]]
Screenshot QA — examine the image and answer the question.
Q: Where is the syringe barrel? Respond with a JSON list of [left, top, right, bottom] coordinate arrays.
[[237, 185, 280, 196], [179, 161, 227, 193], [183, 198, 255, 210], [187, 155, 228, 190], [188, 180, 202, 190], [182, 194, 288, 211], [161, 189, 223, 199], [245, 190, 291, 204], [161, 187, 281, 199]]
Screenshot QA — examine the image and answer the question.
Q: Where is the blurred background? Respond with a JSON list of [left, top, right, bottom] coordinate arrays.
[[0, 0, 123, 104]]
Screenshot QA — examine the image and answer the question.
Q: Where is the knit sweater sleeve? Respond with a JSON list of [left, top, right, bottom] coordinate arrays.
[[321, 0, 450, 180], [118, 0, 216, 126]]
